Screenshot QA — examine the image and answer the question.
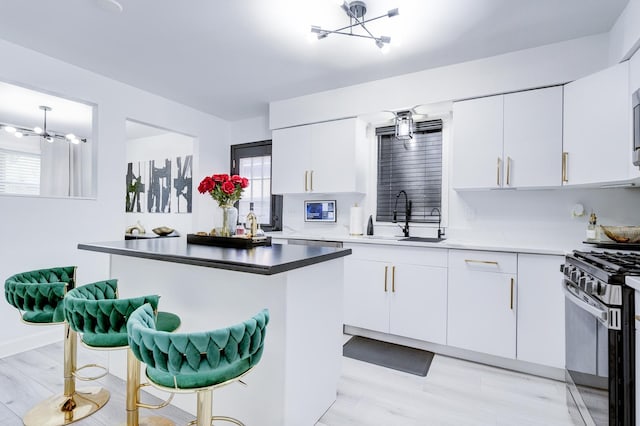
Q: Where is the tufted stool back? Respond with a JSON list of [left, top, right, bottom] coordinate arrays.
[[5, 266, 77, 323], [64, 279, 163, 348], [127, 303, 269, 390]]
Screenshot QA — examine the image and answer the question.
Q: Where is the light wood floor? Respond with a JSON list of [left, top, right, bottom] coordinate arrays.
[[0, 341, 576, 425]]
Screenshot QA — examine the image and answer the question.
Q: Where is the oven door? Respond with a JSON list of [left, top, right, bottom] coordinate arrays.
[[564, 279, 619, 426]]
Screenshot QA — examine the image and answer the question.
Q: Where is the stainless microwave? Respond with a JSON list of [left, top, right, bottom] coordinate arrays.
[[634, 88, 640, 166]]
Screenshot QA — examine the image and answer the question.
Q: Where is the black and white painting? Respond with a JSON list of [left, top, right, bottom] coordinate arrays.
[[173, 154, 192, 213], [125, 161, 146, 212], [125, 155, 192, 213], [147, 158, 172, 213]]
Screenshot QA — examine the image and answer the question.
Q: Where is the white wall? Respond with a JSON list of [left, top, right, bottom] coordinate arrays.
[[230, 115, 271, 145], [609, 0, 640, 62], [126, 132, 195, 234], [270, 34, 610, 129], [0, 39, 229, 358]]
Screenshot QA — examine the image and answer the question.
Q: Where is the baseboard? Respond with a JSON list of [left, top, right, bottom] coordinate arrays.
[[0, 327, 62, 359], [343, 325, 565, 382]]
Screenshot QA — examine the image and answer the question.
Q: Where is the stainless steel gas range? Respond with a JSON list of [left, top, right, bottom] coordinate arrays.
[[562, 250, 636, 426]]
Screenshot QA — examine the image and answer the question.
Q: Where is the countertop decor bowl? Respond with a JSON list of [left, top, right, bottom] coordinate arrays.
[[600, 225, 640, 243], [152, 226, 174, 236]]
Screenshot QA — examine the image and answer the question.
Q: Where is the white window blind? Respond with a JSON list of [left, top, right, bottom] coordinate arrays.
[[0, 148, 40, 195], [376, 120, 443, 223]]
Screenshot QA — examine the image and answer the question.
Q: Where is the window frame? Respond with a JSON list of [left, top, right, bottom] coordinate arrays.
[[375, 119, 445, 226], [230, 140, 282, 231]]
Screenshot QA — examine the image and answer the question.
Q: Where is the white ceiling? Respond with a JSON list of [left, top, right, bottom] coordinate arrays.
[[0, 0, 630, 121]]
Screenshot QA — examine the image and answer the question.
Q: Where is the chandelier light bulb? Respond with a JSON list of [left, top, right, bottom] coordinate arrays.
[[45, 136, 54, 143], [34, 126, 43, 134], [71, 137, 81, 145], [65, 133, 76, 140], [14, 131, 23, 138], [4, 126, 16, 133]]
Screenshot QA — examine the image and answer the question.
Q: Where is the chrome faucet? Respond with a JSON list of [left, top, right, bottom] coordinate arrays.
[[431, 207, 445, 240], [393, 190, 411, 237]]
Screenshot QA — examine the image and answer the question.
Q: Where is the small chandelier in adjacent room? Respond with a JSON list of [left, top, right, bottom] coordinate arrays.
[[0, 105, 86, 144], [311, 1, 398, 52], [395, 110, 414, 140]]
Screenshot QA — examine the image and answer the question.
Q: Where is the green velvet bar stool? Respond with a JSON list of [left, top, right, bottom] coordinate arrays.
[[64, 279, 181, 426], [4, 266, 110, 426], [127, 304, 269, 426]]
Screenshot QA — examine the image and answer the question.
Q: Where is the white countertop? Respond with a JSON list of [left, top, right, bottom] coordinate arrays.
[[267, 231, 578, 256]]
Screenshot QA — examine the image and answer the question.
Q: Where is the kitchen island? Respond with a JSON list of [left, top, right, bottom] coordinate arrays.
[[78, 238, 351, 426]]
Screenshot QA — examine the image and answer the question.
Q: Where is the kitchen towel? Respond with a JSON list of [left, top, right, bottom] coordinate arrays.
[[349, 204, 363, 235]]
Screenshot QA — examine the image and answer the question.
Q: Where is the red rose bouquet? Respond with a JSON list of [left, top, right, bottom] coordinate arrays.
[[198, 173, 249, 207]]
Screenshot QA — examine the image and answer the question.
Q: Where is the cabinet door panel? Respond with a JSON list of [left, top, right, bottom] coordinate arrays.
[[272, 126, 311, 194], [503, 86, 563, 188], [452, 96, 504, 189], [563, 62, 630, 185], [447, 268, 516, 358], [517, 254, 565, 368], [343, 258, 389, 333], [389, 264, 447, 344], [310, 119, 357, 193]]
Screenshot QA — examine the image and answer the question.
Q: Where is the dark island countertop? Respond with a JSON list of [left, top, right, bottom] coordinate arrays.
[[78, 238, 352, 275]]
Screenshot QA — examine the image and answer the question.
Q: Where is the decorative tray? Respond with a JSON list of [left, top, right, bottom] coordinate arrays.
[[582, 240, 640, 251], [187, 234, 271, 248]]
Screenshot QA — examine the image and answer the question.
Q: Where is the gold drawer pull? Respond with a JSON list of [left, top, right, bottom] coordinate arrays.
[[464, 259, 499, 266], [496, 157, 502, 186], [304, 171, 308, 191], [562, 152, 568, 183], [392, 266, 396, 292], [384, 266, 388, 292], [510, 277, 514, 310]]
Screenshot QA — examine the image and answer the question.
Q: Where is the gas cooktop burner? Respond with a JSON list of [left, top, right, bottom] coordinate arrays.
[[573, 250, 640, 276]]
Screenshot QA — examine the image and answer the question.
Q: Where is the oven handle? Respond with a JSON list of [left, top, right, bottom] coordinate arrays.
[[563, 282, 608, 324]]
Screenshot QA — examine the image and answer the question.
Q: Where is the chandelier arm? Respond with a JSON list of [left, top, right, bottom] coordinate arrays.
[[344, 11, 376, 40], [328, 13, 392, 34], [320, 30, 380, 41]]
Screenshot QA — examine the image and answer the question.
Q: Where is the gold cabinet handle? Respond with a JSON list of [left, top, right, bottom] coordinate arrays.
[[506, 156, 512, 186], [510, 277, 514, 310], [384, 266, 388, 292], [304, 171, 308, 192], [464, 259, 499, 266], [310, 170, 314, 191], [562, 152, 568, 183], [496, 157, 502, 186], [392, 266, 396, 292], [636, 315, 640, 322]]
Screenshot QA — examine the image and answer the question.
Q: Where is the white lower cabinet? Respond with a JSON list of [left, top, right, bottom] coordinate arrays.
[[516, 254, 565, 369], [343, 244, 448, 344], [447, 250, 517, 359]]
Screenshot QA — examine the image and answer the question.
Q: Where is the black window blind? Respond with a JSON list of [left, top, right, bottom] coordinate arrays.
[[376, 119, 443, 223]]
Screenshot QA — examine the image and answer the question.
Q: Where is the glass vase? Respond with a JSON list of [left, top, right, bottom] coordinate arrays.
[[220, 204, 238, 237]]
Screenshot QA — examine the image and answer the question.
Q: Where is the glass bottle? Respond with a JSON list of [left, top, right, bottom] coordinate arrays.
[[587, 212, 597, 240], [246, 202, 258, 238]]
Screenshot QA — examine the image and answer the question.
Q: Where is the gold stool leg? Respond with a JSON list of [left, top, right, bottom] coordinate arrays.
[[23, 324, 110, 426], [196, 389, 212, 426], [127, 349, 175, 426]]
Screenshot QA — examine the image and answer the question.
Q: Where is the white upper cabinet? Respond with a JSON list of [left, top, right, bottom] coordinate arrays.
[[452, 86, 563, 190], [563, 61, 634, 186], [503, 86, 563, 188], [452, 95, 504, 189], [272, 118, 367, 194], [272, 125, 312, 194]]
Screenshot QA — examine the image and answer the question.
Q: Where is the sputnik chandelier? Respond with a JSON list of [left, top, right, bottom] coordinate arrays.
[[311, 1, 399, 52], [0, 105, 86, 144]]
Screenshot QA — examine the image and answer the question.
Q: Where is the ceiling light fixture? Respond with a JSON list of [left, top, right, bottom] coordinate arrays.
[[394, 110, 414, 141], [0, 105, 87, 144], [311, 1, 398, 51]]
